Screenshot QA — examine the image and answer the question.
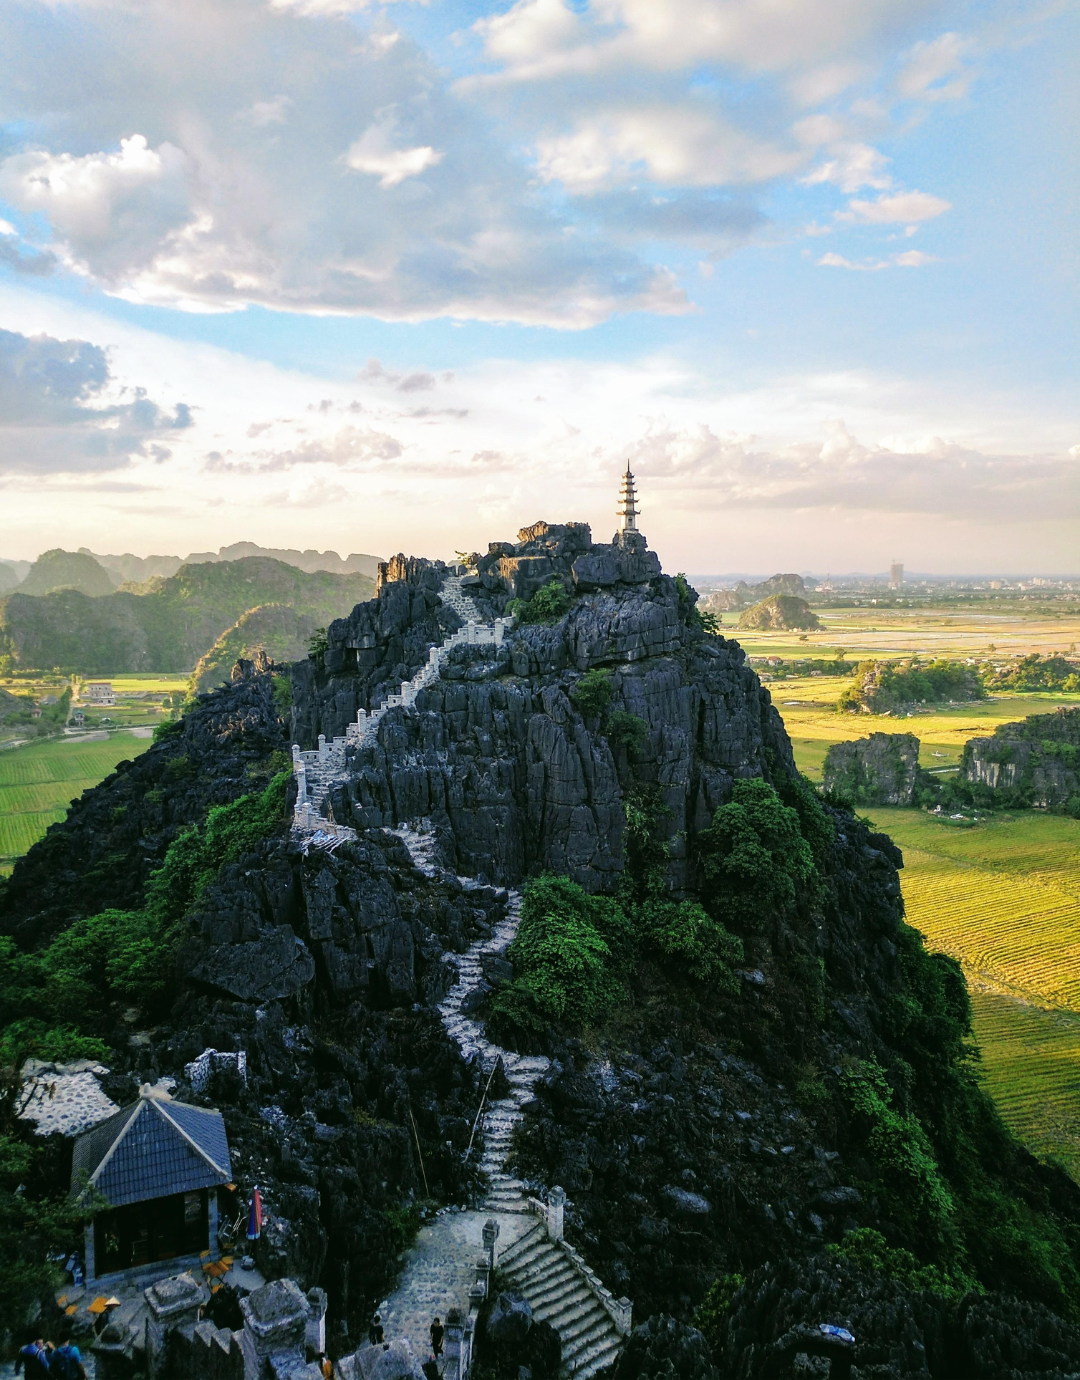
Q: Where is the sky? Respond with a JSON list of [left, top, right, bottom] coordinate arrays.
[[0, 0, 1077, 574]]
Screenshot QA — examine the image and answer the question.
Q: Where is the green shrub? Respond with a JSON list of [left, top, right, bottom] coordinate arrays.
[[695, 1273, 745, 1352], [607, 709, 648, 753], [842, 1059, 960, 1258], [571, 668, 613, 720], [307, 627, 328, 662], [827, 1228, 972, 1298], [696, 778, 814, 934], [488, 876, 633, 1043], [641, 898, 742, 988], [514, 579, 572, 624], [272, 673, 293, 710]]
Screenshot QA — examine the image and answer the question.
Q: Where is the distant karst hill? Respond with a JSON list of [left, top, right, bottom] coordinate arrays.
[[737, 593, 821, 631], [188, 603, 321, 693], [81, 541, 382, 585], [0, 556, 374, 673], [701, 572, 808, 613], [18, 548, 115, 598]]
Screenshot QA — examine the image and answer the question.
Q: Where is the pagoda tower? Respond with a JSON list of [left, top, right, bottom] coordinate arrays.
[[617, 463, 640, 534]]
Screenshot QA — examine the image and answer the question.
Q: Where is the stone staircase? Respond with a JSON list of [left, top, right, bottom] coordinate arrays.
[[496, 1223, 625, 1378], [291, 573, 511, 847]]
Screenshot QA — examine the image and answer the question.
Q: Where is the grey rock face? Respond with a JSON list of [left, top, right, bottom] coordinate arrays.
[[190, 926, 316, 1003], [822, 732, 920, 805], [292, 520, 794, 895], [961, 706, 1080, 807]]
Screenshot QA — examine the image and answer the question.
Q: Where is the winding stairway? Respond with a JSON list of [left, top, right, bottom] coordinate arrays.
[[294, 577, 629, 1376]]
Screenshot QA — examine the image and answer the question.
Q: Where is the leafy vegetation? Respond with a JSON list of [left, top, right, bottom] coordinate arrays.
[[570, 668, 613, 720], [838, 658, 986, 714], [0, 770, 290, 1052], [189, 603, 321, 693], [696, 778, 816, 935], [509, 579, 572, 624], [827, 1228, 969, 1298], [985, 654, 1080, 692], [18, 548, 115, 598]]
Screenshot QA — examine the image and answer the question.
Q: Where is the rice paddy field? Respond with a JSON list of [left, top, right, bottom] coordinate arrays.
[[781, 681, 1080, 781], [0, 733, 153, 876], [864, 807, 1080, 1179]]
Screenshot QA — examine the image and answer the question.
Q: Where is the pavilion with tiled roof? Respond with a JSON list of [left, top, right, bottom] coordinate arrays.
[[72, 1083, 232, 1284]]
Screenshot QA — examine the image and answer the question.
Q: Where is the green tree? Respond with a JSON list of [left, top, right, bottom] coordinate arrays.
[[696, 778, 814, 934]]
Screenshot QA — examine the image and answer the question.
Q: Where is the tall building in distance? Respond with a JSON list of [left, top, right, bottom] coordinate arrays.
[[617, 463, 640, 534], [889, 561, 904, 590]]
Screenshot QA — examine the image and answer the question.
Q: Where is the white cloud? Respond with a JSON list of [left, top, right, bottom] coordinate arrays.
[[0, 1, 689, 326], [345, 115, 444, 188], [472, 0, 944, 83], [896, 32, 971, 102], [536, 105, 802, 190], [839, 189, 951, 223], [817, 249, 936, 269], [0, 135, 191, 280], [801, 141, 892, 193], [817, 252, 889, 271]]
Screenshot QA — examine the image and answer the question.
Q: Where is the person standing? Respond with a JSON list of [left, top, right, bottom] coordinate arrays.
[[14, 1339, 50, 1378], [429, 1317, 444, 1358], [48, 1339, 86, 1380]]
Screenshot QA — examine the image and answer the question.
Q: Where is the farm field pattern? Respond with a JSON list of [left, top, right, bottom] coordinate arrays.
[[0, 734, 153, 875], [866, 808, 1080, 1179]]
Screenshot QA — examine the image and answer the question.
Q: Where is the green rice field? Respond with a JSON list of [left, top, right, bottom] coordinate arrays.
[[864, 807, 1080, 1180], [0, 734, 153, 875]]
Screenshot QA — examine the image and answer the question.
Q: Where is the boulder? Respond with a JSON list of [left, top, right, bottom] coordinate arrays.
[[487, 1291, 533, 1347], [822, 733, 921, 806]]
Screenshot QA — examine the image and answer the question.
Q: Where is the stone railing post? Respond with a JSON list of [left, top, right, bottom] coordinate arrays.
[[548, 1186, 565, 1241], [318, 733, 327, 763], [444, 1307, 464, 1379], [482, 1217, 500, 1270], [612, 1297, 633, 1336]]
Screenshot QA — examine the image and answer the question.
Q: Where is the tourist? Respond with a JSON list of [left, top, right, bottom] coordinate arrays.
[[14, 1338, 50, 1378], [47, 1339, 86, 1380], [318, 1352, 333, 1378], [368, 1313, 384, 1346], [429, 1317, 444, 1358]]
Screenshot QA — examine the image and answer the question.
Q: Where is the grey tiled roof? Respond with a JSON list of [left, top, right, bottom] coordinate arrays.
[[71, 1092, 232, 1209]]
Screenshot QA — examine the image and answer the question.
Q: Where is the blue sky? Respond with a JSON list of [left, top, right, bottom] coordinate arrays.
[[0, 0, 1077, 573]]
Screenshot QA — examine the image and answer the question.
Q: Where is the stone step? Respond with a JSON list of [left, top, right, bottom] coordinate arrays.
[[533, 1286, 595, 1330], [561, 1313, 618, 1363], [499, 1241, 557, 1279], [570, 1334, 624, 1379], [518, 1270, 584, 1315], [502, 1245, 572, 1282], [495, 1224, 546, 1271]]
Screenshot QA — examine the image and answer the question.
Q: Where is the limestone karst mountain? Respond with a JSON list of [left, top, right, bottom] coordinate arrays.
[[2, 518, 1080, 1379], [0, 556, 374, 673]]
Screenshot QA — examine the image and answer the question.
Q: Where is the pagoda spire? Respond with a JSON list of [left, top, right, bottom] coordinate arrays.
[[617, 462, 639, 534]]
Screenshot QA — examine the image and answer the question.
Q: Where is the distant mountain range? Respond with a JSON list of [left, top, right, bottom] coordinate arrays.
[[0, 556, 376, 675], [0, 541, 382, 594]]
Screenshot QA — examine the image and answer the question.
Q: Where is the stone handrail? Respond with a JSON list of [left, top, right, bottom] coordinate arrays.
[[292, 578, 515, 840], [524, 1190, 633, 1338]]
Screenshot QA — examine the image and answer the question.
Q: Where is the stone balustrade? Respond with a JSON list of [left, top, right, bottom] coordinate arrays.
[[292, 582, 515, 836], [525, 1189, 633, 1338]]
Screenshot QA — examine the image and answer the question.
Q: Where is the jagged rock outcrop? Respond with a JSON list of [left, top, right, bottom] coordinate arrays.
[[961, 707, 1080, 810], [292, 521, 791, 893], [822, 733, 921, 806]]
